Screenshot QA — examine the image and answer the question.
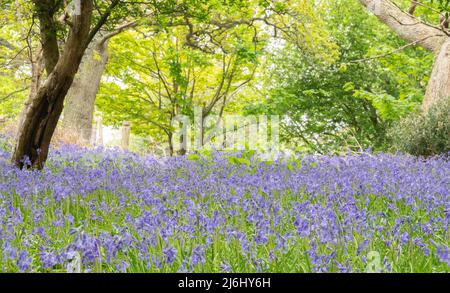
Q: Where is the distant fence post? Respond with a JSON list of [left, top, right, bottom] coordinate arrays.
[[96, 116, 103, 146], [121, 121, 131, 150]]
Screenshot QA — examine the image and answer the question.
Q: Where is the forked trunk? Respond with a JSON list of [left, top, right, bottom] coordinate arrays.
[[12, 2, 93, 169]]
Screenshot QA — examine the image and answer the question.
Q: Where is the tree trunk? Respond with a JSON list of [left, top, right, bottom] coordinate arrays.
[[359, 0, 449, 111], [168, 132, 174, 156], [17, 46, 44, 137], [12, 1, 94, 169], [62, 39, 109, 143], [61, 20, 137, 143], [423, 40, 450, 112]]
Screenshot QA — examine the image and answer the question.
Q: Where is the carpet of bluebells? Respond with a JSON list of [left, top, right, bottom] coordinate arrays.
[[0, 135, 449, 273]]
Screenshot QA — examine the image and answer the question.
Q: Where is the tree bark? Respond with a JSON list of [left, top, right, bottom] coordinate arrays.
[[168, 132, 174, 156], [17, 46, 44, 137], [359, 0, 450, 111], [35, 1, 60, 75], [423, 40, 450, 111], [62, 39, 109, 143], [12, 1, 94, 169]]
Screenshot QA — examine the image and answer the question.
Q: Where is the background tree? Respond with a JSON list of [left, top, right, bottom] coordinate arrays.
[[1, 0, 445, 161], [97, 26, 260, 155], [246, 0, 432, 153], [62, 20, 137, 143], [96, 0, 336, 154], [359, 0, 450, 112]]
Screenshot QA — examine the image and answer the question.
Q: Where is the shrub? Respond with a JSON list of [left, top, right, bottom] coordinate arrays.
[[389, 97, 450, 156]]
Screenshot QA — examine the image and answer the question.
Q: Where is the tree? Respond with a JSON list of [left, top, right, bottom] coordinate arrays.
[[56, 0, 328, 153], [98, 26, 259, 155], [62, 36, 111, 143], [359, 0, 450, 112], [62, 21, 137, 143], [96, 0, 334, 155], [12, 0, 124, 169], [247, 0, 431, 153]]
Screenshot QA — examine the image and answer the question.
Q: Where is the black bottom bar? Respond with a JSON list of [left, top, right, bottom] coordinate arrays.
[[0, 273, 448, 291]]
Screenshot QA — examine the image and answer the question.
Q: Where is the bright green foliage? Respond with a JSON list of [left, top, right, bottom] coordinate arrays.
[[96, 0, 336, 150], [0, 0, 446, 156], [0, 0, 32, 118], [97, 27, 260, 147], [246, 0, 433, 154]]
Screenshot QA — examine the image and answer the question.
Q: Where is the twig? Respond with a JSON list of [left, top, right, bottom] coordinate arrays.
[[348, 35, 441, 63], [0, 86, 29, 102]]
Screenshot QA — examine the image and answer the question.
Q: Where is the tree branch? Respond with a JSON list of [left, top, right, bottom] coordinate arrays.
[[0, 87, 29, 102], [359, 0, 447, 53], [86, 0, 121, 47], [348, 34, 442, 63], [408, 1, 417, 15], [98, 19, 139, 45], [0, 37, 17, 50]]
